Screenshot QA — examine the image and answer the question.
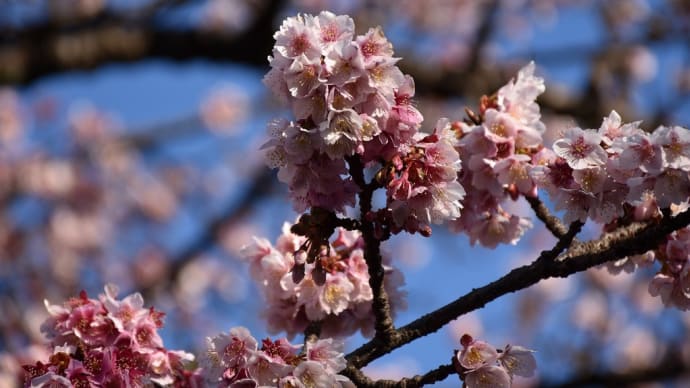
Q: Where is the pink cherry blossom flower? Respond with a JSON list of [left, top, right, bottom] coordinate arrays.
[[276, 154, 358, 213], [552, 127, 607, 170], [572, 166, 608, 194], [468, 156, 504, 198], [457, 339, 499, 370], [273, 14, 321, 60], [291, 361, 336, 387], [356, 27, 395, 67], [247, 351, 294, 386], [654, 125, 690, 170], [464, 365, 511, 388], [597, 110, 640, 144], [384, 124, 465, 232], [364, 59, 406, 99], [499, 345, 537, 378], [29, 371, 72, 387], [555, 188, 597, 224], [454, 335, 535, 388], [319, 274, 355, 315], [314, 11, 355, 50], [493, 154, 535, 196], [497, 61, 545, 133], [101, 283, 146, 332], [649, 272, 690, 310], [202, 331, 352, 388], [606, 252, 655, 275], [320, 109, 364, 158], [209, 326, 258, 370], [616, 132, 664, 174], [653, 168, 690, 208], [324, 42, 365, 87], [468, 210, 532, 248], [482, 109, 520, 144], [391, 75, 423, 127], [305, 338, 347, 374], [285, 54, 325, 98], [26, 286, 198, 387]]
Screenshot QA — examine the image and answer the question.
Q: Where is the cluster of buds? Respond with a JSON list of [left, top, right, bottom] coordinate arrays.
[[241, 223, 406, 338], [203, 326, 353, 387], [454, 334, 536, 388], [22, 285, 201, 387]]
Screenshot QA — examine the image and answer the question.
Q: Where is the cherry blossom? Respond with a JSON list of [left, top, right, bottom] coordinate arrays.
[[448, 62, 546, 246], [241, 224, 406, 338], [552, 127, 607, 170], [262, 11, 429, 215], [203, 327, 353, 387], [499, 345, 537, 378], [23, 286, 201, 387], [454, 334, 535, 388], [382, 121, 465, 232]]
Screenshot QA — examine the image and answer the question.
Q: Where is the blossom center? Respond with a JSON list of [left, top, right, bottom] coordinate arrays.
[[290, 34, 310, 57], [571, 137, 591, 158]]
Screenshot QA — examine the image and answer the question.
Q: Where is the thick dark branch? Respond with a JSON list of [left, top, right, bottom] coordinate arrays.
[[346, 209, 690, 369]]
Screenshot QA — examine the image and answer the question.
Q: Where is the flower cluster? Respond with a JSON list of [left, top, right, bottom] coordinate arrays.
[[203, 326, 353, 387], [242, 223, 406, 338], [448, 63, 545, 247], [262, 11, 466, 229], [454, 334, 536, 388], [22, 285, 201, 387], [375, 120, 465, 234], [262, 11, 413, 212], [533, 110, 690, 224]]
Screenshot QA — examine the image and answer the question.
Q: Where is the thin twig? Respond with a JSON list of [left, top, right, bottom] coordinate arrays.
[[347, 155, 397, 341], [525, 195, 569, 239], [344, 363, 456, 388]]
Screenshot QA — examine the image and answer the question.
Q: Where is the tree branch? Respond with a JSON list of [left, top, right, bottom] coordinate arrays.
[[344, 362, 456, 388], [347, 155, 396, 341], [345, 208, 690, 369]]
